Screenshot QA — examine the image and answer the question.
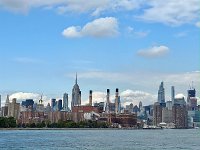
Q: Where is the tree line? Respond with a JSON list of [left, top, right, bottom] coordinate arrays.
[[0, 117, 109, 128], [0, 117, 16, 128]]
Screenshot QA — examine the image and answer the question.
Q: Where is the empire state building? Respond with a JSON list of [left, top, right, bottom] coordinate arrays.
[[71, 73, 81, 108]]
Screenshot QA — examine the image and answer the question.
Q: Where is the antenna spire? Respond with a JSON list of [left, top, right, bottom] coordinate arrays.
[[75, 72, 77, 84]]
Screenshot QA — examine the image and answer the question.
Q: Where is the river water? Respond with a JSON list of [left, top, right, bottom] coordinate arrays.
[[0, 129, 199, 150]]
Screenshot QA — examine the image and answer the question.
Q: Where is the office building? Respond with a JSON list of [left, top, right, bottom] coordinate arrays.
[[71, 73, 81, 108], [63, 93, 69, 111], [51, 99, 56, 110], [158, 81, 165, 104], [58, 99, 62, 111], [8, 98, 20, 119], [21, 99, 34, 108]]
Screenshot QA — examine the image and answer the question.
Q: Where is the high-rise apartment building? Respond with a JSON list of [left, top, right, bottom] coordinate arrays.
[[172, 105, 188, 128], [153, 102, 162, 126]]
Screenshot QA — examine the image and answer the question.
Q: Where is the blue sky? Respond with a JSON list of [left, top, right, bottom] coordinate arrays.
[[0, 0, 200, 106]]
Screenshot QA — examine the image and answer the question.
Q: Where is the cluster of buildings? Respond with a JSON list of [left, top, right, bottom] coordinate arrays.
[[0, 74, 137, 127], [0, 74, 199, 129], [151, 82, 199, 128]]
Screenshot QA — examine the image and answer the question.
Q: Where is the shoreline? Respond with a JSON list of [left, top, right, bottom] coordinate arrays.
[[0, 128, 194, 130], [0, 128, 139, 130]]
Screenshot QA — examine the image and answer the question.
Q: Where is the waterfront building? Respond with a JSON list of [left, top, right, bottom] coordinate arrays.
[[72, 106, 99, 122], [158, 81, 165, 104], [162, 107, 173, 123], [48, 111, 72, 123], [71, 73, 81, 108], [172, 105, 188, 128], [153, 102, 162, 126]]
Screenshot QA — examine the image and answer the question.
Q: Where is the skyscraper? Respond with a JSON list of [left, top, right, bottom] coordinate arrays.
[[58, 99, 62, 111], [63, 93, 69, 111], [187, 86, 197, 110], [51, 98, 56, 111], [158, 81, 165, 104], [171, 86, 175, 106], [71, 73, 81, 108], [5, 95, 10, 107], [0, 95, 1, 112]]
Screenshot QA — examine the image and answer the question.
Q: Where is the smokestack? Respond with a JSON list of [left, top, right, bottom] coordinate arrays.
[[79, 91, 81, 106], [106, 89, 110, 113], [107, 89, 110, 103], [115, 88, 119, 114], [89, 90, 92, 106]]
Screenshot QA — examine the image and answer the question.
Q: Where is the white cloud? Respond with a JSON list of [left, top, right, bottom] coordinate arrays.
[[126, 26, 150, 38], [67, 70, 200, 102], [0, 0, 141, 15], [137, 45, 169, 58], [82, 89, 156, 107], [195, 21, 200, 27], [120, 89, 156, 106], [175, 93, 185, 99], [62, 17, 119, 38], [137, 0, 200, 26], [62, 26, 82, 38], [9, 92, 49, 105]]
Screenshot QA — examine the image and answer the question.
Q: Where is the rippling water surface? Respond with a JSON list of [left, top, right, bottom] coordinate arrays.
[[0, 129, 199, 150]]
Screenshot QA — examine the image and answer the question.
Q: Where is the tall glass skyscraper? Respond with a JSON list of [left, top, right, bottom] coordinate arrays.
[[63, 93, 69, 111], [158, 81, 165, 103]]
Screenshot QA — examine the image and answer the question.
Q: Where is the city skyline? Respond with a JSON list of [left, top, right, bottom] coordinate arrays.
[[0, 0, 200, 106]]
